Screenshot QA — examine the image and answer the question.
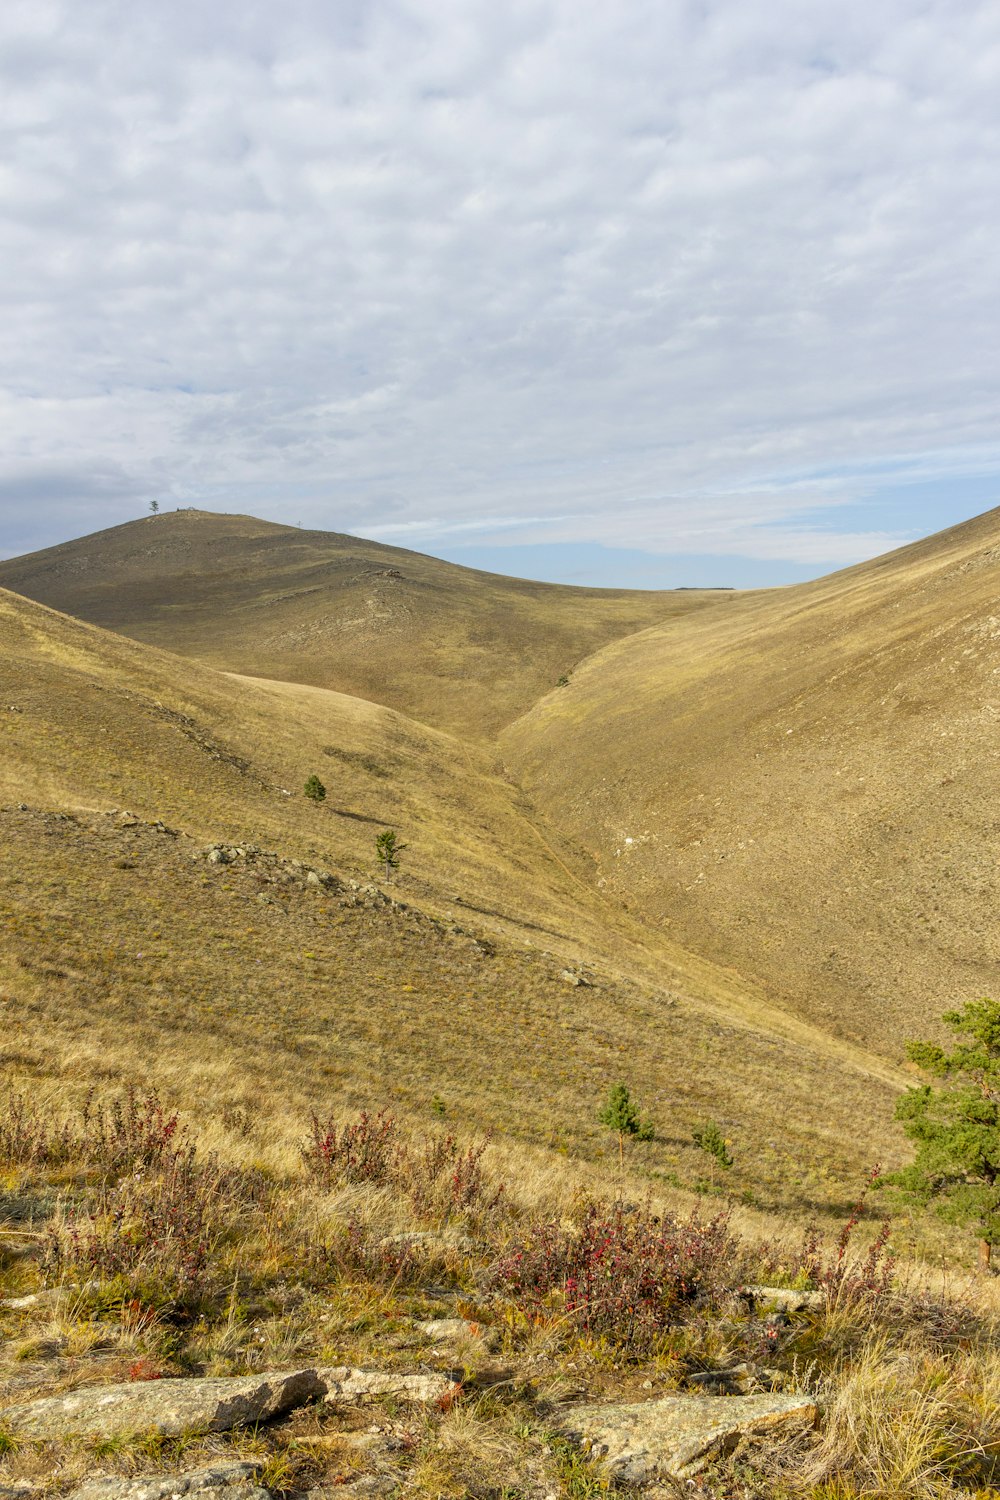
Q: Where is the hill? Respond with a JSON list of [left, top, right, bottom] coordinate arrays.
[[0, 510, 731, 738], [503, 505, 1000, 1058], [0, 583, 904, 1214]]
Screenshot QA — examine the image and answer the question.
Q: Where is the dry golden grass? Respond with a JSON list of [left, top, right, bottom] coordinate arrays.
[[2, 511, 1000, 1495], [503, 504, 1000, 1064], [0, 508, 730, 739]]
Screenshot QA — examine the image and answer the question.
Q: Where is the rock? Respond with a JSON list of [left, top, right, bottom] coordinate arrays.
[[0, 1368, 323, 1440], [0, 1292, 52, 1310], [379, 1229, 476, 1255], [686, 1362, 754, 1394], [559, 969, 591, 986], [739, 1284, 826, 1313], [417, 1317, 485, 1342], [67, 1462, 268, 1500], [318, 1367, 459, 1407], [558, 1392, 818, 1483], [306, 1482, 397, 1498]]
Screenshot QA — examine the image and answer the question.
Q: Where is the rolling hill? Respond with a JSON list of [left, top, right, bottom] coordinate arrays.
[[502, 505, 1000, 1057], [0, 510, 731, 738], [0, 582, 904, 1217]]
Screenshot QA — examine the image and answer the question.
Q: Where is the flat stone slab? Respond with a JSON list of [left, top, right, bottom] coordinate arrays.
[[318, 1366, 459, 1406], [67, 1462, 268, 1500], [0, 1369, 323, 1440], [558, 1392, 818, 1482]]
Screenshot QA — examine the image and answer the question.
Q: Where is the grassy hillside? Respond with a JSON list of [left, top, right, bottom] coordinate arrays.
[[0, 510, 731, 738], [0, 584, 906, 1222], [503, 505, 1000, 1058], [2, 529, 999, 1497]]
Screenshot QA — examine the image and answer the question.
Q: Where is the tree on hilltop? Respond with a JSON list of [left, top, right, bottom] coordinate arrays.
[[887, 997, 1000, 1270]]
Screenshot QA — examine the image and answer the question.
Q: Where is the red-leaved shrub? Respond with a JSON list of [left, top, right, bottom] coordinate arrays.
[[489, 1202, 735, 1353]]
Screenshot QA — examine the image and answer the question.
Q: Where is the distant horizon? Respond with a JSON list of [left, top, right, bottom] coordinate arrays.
[[2, 2, 999, 592], [3, 489, 998, 594]]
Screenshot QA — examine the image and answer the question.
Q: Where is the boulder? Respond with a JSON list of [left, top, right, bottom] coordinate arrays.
[[0, 1368, 323, 1440], [558, 1391, 818, 1483], [67, 1462, 268, 1500], [318, 1367, 459, 1407]]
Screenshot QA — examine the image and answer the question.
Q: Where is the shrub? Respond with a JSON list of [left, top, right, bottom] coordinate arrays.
[[45, 1148, 218, 1313], [406, 1131, 504, 1226], [0, 1085, 181, 1175], [692, 1119, 734, 1170], [303, 774, 326, 802], [303, 1110, 504, 1228], [304, 1109, 399, 1191], [489, 1202, 734, 1354], [765, 1168, 895, 1312]]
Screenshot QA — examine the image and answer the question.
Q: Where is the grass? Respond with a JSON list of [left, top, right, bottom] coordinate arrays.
[[502, 503, 1000, 1065], [0, 508, 730, 740], [0, 1085, 997, 1499], [2, 510, 1000, 1492]]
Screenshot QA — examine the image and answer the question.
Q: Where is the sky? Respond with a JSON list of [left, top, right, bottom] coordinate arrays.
[[2, 0, 999, 588]]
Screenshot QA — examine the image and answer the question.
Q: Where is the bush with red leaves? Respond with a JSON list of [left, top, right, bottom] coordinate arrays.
[[489, 1202, 736, 1353]]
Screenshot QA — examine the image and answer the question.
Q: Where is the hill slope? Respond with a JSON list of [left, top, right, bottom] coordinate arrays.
[[503, 506, 1000, 1055], [0, 510, 731, 738], [0, 584, 905, 1215]]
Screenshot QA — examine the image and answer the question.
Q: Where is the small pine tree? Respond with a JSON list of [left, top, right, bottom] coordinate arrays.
[[599, 1082, 654, 1173], [886, 997, 1000, 1270], [375, 828, 406, 878], [149, 499, 160, 515], [303, 774, 326, 802], [692, 1120, 734, 1171]]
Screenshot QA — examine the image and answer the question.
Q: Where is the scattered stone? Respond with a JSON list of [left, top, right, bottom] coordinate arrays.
[[380, 1229, 476, 1256], [0, 1292, 52, 1311], [686, 1363, 754, 1394], [558, 1392, 818, 1483], [0, 1367, 324, 1439], [306, 1482, 397, 1499], [319, 1367, 459, 1407], [739, 1285, 826, 1313], [559, 969, 591, 986], [417, 1317, 485, 1342], [67, 1462, 268, 1500]]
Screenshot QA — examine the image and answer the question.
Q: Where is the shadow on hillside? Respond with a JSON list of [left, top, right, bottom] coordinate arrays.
[[329, 806, 386, 826], [453, 895, 571, 941]]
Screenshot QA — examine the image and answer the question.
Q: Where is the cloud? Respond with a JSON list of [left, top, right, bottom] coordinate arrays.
[[0, 0, 998, 569]]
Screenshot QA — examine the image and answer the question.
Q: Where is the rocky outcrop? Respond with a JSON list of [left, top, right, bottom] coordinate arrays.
[[67, 1462, 269, 1500], [0, 1369, 324, 1440], [0, 1363, 459, 1442], [558, 1391, 819, 1483]]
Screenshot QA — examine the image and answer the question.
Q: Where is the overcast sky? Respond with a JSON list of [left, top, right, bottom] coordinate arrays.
[[2, 0, 999, 585]]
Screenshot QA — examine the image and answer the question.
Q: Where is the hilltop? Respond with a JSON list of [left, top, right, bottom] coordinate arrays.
[[0, 510, 731, 738]]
